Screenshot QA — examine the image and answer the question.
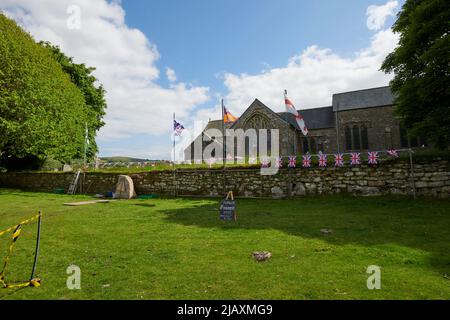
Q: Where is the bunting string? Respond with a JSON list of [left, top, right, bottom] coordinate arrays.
[[183, 148, 411, 167], [264, 148, 407, 168]]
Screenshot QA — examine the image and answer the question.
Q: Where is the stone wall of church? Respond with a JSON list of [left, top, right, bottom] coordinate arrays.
[[336, 105, 402, 152], [297, 127, 337, 154], [1, 159, 449, 198]]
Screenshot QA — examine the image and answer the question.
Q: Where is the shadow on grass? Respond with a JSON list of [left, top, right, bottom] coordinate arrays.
[[134, 203, 156, 208], [158, 196, 450, 275]]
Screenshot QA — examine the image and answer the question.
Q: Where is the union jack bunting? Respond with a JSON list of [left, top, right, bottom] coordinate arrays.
[[334, 153, 344, 167], [275, 157, 283, 168], [260, 157, 270, 168], [387, 149, 399, 157], [207, 158, 216, 168], [288, 156, 297, 168], [368, 151, 379, 164], [302, 155, 311, 168], [350, 153, 361, 165], [318, 153, 327, 167]]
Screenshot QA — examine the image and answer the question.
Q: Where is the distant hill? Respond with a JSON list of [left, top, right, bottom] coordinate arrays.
[[100, 157, 152, 163]]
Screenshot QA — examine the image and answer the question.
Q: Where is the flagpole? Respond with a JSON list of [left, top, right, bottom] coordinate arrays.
[[83, 122, 88, 168], [173, 112, 176, 164], [221, 99, 226, 196], [222, 99, 226, 163], [284, 90, 293, 198], [173, 112, 176, 196], [82, 122, 88, 193], [284, 90, 289, 159]]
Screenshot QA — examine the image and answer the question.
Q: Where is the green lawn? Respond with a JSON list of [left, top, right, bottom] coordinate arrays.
[[0, 188, 449, 300]]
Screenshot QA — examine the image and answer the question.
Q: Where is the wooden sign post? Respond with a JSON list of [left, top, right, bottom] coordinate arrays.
[[219, 191, 237, 221]]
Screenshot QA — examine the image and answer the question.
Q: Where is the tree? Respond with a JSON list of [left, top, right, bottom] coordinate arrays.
[[0, 13, 89, 169], [381, 0, 450, 149], [40, 42, 107, 159]]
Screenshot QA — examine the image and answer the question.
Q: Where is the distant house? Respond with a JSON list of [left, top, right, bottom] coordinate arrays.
[[184, 86, 427, 161]]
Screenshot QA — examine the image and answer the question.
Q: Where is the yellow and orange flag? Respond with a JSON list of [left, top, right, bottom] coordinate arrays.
[[223, 106, 238, 123]]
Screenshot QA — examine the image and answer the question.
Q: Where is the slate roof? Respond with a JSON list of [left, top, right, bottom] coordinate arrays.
[[186, 119, 232, 150], [332, 86, 395, 111], [202, 120, 233, 133], [278, 106, 334, 130]]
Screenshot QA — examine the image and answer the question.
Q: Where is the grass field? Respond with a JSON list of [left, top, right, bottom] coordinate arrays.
[[0, 188, 449, 300]]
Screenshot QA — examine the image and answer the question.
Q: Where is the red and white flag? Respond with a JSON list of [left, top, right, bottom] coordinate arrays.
[[284, 91, 308, 136]]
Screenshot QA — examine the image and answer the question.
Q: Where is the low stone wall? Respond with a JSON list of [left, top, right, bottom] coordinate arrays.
[[0, 160, 449, 198]]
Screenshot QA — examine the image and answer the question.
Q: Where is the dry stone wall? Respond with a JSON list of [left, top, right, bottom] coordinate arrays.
[[0, 160, 448, 198]]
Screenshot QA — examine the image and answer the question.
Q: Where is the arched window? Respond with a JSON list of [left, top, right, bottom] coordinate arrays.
[[345, 126, 352, 150], [317, 140, 324, 153], [399, 125, 408, 148], [245, 135, 250, 156], [361, 125, 369, 150], [267, 131, 272, 155], [310, 137, 317, 153], [345, 124, 369, 150], [352, 125, 361, 150], [302, 138, 309, 153]]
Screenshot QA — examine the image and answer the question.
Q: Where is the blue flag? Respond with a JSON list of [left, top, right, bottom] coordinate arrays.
[[173, 119, 184, 136]]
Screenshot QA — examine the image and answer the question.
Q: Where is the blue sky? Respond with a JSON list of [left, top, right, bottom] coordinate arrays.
[[123, 0, 393, 91], [1, 0, 403, 160]]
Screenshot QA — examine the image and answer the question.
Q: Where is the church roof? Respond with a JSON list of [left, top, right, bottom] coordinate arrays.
[[202, 119, 233, 133], [332, 86, 395, 111], [192, 86, 394, 142], [278, 106, 334, 130]]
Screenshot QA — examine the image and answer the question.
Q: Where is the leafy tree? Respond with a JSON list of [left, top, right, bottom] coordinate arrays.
[[0, 13, 89, 169], [40, 42, 107, 159], [381, 0, 450, 149]]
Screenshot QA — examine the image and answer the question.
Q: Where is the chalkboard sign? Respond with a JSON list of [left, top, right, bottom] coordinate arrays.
[[219, 191, 237, 221]]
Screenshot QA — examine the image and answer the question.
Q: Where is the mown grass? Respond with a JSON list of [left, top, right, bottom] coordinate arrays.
[[0, 189, 449, 300]]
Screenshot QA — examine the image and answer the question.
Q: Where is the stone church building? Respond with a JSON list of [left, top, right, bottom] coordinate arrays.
[[184, 86, 426, 161]]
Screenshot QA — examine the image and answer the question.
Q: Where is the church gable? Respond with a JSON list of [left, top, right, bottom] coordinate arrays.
[[231, 99, 291, 131]]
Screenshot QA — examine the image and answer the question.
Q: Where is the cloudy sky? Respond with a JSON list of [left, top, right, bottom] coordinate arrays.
[[0, 0, 403, 160]]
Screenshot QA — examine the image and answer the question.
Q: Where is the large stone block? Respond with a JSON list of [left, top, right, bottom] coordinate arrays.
[[270, 186, 284, 199], [292, 182, 306, 196]]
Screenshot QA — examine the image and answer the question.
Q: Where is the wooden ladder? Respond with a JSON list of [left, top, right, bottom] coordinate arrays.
[[67, 170, 81, 195]]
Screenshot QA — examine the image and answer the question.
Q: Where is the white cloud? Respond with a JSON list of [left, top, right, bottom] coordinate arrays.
[[0, 0, 400, 158], [366, 0, 399, 31], [194, 24, 399, 122], [0, 0, 210, 144], [166, 67, 177, 82]]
